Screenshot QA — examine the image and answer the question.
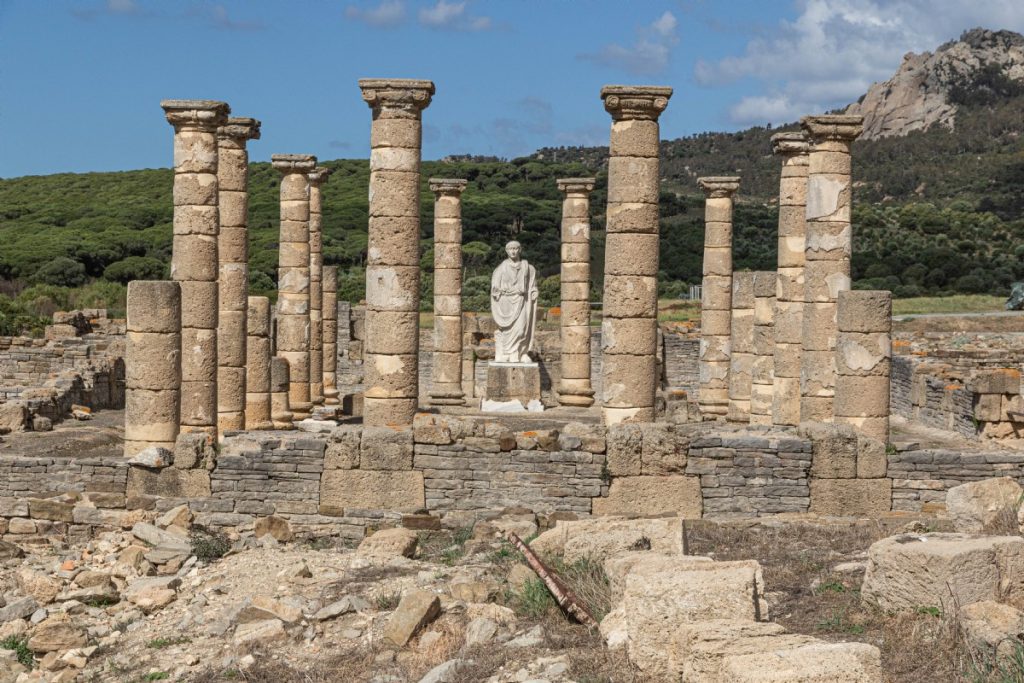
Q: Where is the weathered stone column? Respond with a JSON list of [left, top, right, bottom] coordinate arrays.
[[556, 177, 596, 407], [125, 281, 181, 457], [245, 296, 273, 430], [358, 79, 435, 426], [308, 166, 331, 409], [272, 153, 317, 421], [836, 290, 891, 442], [428, 178, 468, 406], [161, 99, 229, 439], [270, 356, 293, 429], [770, 132, 810, 427], [750, 271, 777, 426], [216, 117, 260, 434], [800, 115, 863, 422], [323, 266, 340, 406], [726, 272, 754, 422], [599, 85, 672, 425], [697, 176, 740, 419]]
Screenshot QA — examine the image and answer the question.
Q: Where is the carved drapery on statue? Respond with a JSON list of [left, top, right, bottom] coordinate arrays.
[[490, 241, 538, 364]]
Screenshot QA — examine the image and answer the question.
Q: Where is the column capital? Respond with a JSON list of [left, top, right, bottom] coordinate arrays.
[[428, 177, 468, 196], [271, 154, 317, 174], [698, 176, 740, 198], [600, 85, 672, 121], [218, 116, 261, 142], [800, 115, 863, 143], [556, 177, 596, 195], [359, 78, 435, 112], [308, 166, 332, 186], [770, 131, 809, 157], [161, 99, 230, 131]]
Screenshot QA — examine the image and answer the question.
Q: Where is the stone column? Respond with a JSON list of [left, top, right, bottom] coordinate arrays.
[[272, 153, 318, 421], [599, 85, 672, 425], [697, 176, 740, 419], [770, 132, 810, 427], [726, 272, 754, 422], [556, 177, 596, 407], [800, 115, 863, 422], [216, 116, 260, 434], [270, 356, 293, 429], [245, 296, 273, 430], [125, 281, 181, 457], [161, 99, 230, 439], [750, 271, 777, 426], [308, 166, 331, 410], [836, 290, 891, 442], [358, 79, 435, 426], [323, 266, 340, 406], [428, 178, 468, 406]]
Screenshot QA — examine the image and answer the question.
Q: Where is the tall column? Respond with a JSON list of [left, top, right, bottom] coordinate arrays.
[[599, 85, 672, 425], [556, 178, 596, 407], [428, 178, 468, 406], [358, 78, 435, 426], [308, 166, 332, 410], [270, 356, 293, 429], [272, 154, 317, 421], [323, 266, 340, 406], [245, 296, 273, 430], [835, 290, 891, 443], [216, 116, 260, 434], [697, 176, 740, 419], [726, 272, 754, 422], [750, 271, 777, 426], [125, 281, 180, 457], [800, 115, 863, 422], [161, 99, 230, 439], [771, 132, 810, 427]]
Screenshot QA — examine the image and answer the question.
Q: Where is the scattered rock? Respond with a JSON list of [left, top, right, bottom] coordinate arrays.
[[28, 614, 87, 653], [358, 527, 418, 558], [31, 415, 52, 432], [15, 567, 61, 605], [128, 446, 174, 468], [155, 504, 193, 530], [464, 617, 499, 646], [946, 477, 1023, 533], [418, 658, 469, 683], [530, 516, 685, 563], [0, 597, 39, 623], [0, 540, 24, 560], [384, 590, 441, 646], [506, 625, 545, 648], [254, 515, 294, 543], [236, 596, 302, 625], [450, 581, 497, 604], [314, 595, 370, 621], [234, 618, 286, 646], [960, 600, 1024, 662]]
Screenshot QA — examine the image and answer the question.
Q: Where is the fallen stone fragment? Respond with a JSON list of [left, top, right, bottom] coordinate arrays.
[[28, 614, 87, 653], [15, 568, 61, 605], [0, 597, 39, 623], [314, 595, 371, 621], [0, 540, 24, 560], [236, 596, 302, 625], [530, 516, 685, 563], [384, 591, 441, 646], [506, 625, 545, 648], [449, 581, 498, 604], [129, 446, 174, 468], [124, 576, 180, 613], [418, 658, 469, 683], [959, 600, 1024, 663], [57, 581, 119, 605], [234, 618, 286, 646], [131, 522, 190, 551], [358, 527, 418, 558], [946, 477, 1023, 534], [254, 515, 293, 543], [464, 618, 499, 646], [156, 504, 192, 530]]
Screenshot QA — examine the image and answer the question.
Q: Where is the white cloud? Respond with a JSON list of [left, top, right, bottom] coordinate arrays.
[[580, 11, 680, 75], [106, 0, 137, 13], [417, 0, 492, 31], [696, 0, 1024, 126], [345, 1, 406, 27]]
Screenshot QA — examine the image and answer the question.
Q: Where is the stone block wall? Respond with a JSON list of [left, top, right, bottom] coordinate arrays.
[[889, 449, 1024, 512], [0, 456, 127, 499]]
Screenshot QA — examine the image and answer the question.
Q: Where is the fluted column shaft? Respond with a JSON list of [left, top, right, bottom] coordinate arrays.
[[771, 133, 810, 427], [750, 271, 776, 425], [800, 115, 863, 422], [359, 78, 435, 426], [599, 85, 672, 426], [727, 272, 754, 422], [308, 167, 331, 409], [323, 266, 340, 405], [245, 296, 273, 430], [835, 290, 891, 442], [162, 99, 229, 440], [557, 177, 596, 407], [272, 154, 317, 422], [698, 176, 740, 419], [216, 117, 260, 434], [429, 178, 468, 406], [125, 281, 181, 456]]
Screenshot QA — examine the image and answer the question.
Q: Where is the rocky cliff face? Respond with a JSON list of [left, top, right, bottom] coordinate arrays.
[[846, 28, 1024, 140]]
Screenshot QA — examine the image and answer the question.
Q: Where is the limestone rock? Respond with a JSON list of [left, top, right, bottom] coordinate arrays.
[[27, 498, 74, 522], [357, 527, 418, 558], [236, 596, 302, 624], [314, 595, 370, 621], [0, 541, 24, 560], [0, 598, 38, 623], [418, 659, 469, 683], [384, 590, 441, 646], [254, 515, 293, 543], [128, 446, 174, 469], [234, 618, 286, 646], [464, 617, 499, 646], [15, 568, 61, 605], [946, 477, 1023, 533], [131, 522, 190, 551], [28, 614, 87, 653], [716, 641, 882, 682], [862, 533, 1024, 612], [530, 516, 685, 563], [155, 504, 192, 531]]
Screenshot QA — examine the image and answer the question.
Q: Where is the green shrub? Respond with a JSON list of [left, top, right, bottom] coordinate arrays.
[[102, 256, 165, 283], [32, 257, 86, 287]]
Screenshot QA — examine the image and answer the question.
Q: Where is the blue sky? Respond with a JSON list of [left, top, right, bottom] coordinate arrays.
[[2, 0, 1024, 177]]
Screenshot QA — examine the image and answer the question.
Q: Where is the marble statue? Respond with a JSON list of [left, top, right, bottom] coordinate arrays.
[[490, 240, 538, 363]]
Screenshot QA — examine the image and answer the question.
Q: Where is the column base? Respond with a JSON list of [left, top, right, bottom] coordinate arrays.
[[179, 425, 217, 439], [699, 400, 729, 418], [217, 413, 245, 435], [429, 389, 466, 406], [290, 401, 313, 421], [601, 406, 655, 426], [557, 391, 594, 408], [324, 385, 340, 405], [726, 399, 751, 423], [364, 397, 417, 427]]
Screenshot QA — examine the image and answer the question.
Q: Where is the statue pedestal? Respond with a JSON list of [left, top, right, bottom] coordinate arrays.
[[486, 362, 541, 406]]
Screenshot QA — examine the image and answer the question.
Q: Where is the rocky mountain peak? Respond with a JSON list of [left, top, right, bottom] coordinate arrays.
[[846, 28, 1024, 140]]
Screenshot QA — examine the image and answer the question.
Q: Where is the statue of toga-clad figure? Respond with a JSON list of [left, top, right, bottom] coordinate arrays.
[[490, 240, 538, 363]]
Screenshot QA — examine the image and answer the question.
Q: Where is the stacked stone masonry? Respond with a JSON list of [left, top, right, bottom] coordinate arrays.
[[308, 166, 331, 409], [244, 296, 273, 430], [726, 272, 754, 422], [749, 271, 776, 426], [835, 290, 892, 442], [599, 85, 672, 425], [556, 178, 596, 407], [428, 178, 468, 407], [323, 266, 340, 406]]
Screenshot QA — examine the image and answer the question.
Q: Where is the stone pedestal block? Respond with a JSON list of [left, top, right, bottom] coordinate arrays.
[[486, 362, 541, 404]]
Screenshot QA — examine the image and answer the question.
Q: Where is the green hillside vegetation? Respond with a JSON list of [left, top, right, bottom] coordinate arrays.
[[1, 77, 1023, 336]]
